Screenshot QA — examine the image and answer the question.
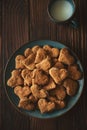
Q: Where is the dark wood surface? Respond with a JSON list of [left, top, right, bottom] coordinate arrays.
[[1, 0, 87, 130]]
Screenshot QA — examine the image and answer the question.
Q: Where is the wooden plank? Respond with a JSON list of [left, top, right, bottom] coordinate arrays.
[[2, 0, 30, 130], [0, 0, 2, 129], [29, 0, 50, 40]]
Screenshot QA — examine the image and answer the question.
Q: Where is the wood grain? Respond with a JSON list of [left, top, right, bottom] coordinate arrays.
[[1, 0, 87, 130], [2, 0, 30, 130], [0, 0, 2, 129]]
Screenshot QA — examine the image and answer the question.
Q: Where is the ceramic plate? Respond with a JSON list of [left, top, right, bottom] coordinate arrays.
[[4, 40, 84, 119]]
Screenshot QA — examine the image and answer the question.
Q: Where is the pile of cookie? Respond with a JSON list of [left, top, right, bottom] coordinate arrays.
[[7, 45, 82, 113]]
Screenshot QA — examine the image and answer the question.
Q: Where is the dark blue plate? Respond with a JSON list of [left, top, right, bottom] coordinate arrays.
[[4, 40, 84, 119]]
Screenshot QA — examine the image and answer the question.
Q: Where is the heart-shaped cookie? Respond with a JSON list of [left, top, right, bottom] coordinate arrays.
[[36, 56, 52, 71], [22, 53, 35, 70], [7, 70, 24, 87], [32, 69, 49, 85], [63, 78, 78, 96], [43, 45, 59, 58], [18, 97, 35, 110], [38, 99, 55, 113], [58, 48, 75, 65], [31, 84, 48, 100], [14, 85, 31, 99], [24, 48, 33, 57], [52, 86, 66, 100], [49, 67, 68, 84], [35, 48, 47, 63], [44, 77, 56, 90], [68, 64, 82, 80], [15, 55, 25, 69]]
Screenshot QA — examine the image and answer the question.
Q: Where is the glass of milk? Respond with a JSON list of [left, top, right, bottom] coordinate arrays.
[[48, 0, 78, 28]]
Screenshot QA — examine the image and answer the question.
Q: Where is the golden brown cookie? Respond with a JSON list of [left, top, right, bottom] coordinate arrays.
[[21, 69, 32, 86], [47, 96, 57, 102], [15, 55, 25, 69], [21, 69, 31, 79], [63, 78, 78, 96], [54, 61, 65, 69], [24, 73, 32, 86], [18, 97, 35, 110], [32, 69, 49, 85], [44, 77, 56, 90], [38, 99, 55, 113], [14, 86, 31, 99], [49, 67, 68, 84], [35, 48, 47, 63], [51, 48, 60, 58], [32, 45, 41, 54], [55, 100, 66, 109], [49, 67, 61, 84], [43, 45, 59, 58], [31, 84, 48, 100], [68, 64, 82, 80], [22, 53, 35, 70], [54, 86, 66, 100], [36, 56, 52, 71], [59, 69, 69, 80], [58, 48, 75, 65], [43, 45, 52, 55], [7, 70, 24, 87], [24, 48, 33, 57]]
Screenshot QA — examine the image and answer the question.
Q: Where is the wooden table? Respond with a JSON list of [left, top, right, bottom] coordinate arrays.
[[0, 0, 87, 130]]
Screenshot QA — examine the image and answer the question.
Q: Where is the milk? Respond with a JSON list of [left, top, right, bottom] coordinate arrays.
[[51, 0, 74, 21]]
